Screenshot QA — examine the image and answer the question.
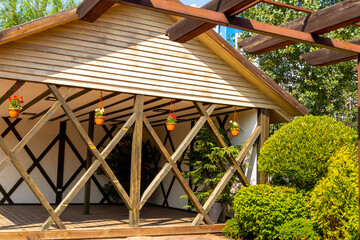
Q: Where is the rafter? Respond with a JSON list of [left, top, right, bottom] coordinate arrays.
[[239, 0, 360, 54], [300, 37, 360, 66]]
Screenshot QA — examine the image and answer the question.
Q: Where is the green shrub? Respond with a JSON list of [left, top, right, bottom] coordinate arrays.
[[278, 218, 319, 240], [223, 185, 308, 240], [309, 146, 359, 239], [258, 115, 357, 191]]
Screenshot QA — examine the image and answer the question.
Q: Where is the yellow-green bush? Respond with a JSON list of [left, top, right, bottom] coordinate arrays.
[[223, 185, 308, 240], [258, 115, 357, 191], [309, 146, 359, 239]]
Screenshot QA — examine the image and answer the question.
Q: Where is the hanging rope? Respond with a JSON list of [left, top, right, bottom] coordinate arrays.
[[14, 82, 19, 97], [233, 107, 239, 123], [169, 100, 175, 117], [99, 91, 103, 109]]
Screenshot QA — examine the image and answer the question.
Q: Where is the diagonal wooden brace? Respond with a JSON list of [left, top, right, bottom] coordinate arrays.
[[140, 104, 217, 209], [42, 84, 134, 230], [194, 102, 250, 186], [0, 88, 72, 172], [143, 116, 213, 225], [0, 136, 66, 229], [192, 126, 262, 225]]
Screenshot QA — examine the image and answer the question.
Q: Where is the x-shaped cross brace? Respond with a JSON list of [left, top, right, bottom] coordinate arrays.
[[0, 88, 73, 229], [41, 84, 135, 230]]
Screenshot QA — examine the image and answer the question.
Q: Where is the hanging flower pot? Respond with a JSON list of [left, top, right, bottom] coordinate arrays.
[[94, 92, 105, 125], [95, 116, 105, 125], [165, 100, 177, 131], [230, 107, 240, 136], [8, 95, 23, 118]]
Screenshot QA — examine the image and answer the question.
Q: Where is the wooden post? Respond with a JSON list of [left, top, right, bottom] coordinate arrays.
[[129, 95, 144, 227], [258, 109, 270, 184], [357, 54, 360, 233], [56, 121, 66, 204], [84, 111, 95, 214]]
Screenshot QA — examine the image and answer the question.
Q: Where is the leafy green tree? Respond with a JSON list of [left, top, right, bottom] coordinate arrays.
[[0, 0, 81, 30], [239, 0, 359, 123]]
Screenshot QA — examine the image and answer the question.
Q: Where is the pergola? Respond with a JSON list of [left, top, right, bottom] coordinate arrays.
[[77, 0, 360, 232], [0, 0, 358, 238]]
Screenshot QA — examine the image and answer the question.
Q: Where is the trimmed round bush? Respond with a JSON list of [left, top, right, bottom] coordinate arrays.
[[278, 218, 319, 240], [309, 146, 359, 239], [258, 115, 357, 191], [223, 185, 308, 240]]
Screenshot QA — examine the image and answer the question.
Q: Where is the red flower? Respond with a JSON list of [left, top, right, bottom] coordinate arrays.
[[8, 97, 11, 101], [172, 115, 177, 119], [14, 96, 18, 100], [20, 100, 24, 104], [20, 96, 23, 100]]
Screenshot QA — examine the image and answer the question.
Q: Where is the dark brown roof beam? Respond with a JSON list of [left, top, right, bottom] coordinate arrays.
[[165, 0, 262, 43], [77, 0, 116, 22], [50, 92, 119, 121], [239, 0, 360, 54], [30, 89, 91, 120], [300, 37, 360, 66]]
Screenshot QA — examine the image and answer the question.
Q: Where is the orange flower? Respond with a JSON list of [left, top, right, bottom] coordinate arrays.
[[14, 96, 18, 100]]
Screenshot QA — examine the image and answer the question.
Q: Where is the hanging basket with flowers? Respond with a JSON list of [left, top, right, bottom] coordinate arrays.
[[166, 100, 177, 131], [230, 107, 240, 136], [94, 92, 105, 125], [8, 95, 23, 118]]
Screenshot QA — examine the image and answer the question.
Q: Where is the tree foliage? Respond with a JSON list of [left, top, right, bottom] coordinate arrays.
[[258, 115, 357, 191], [223, 185, 309, 240], [309, 146, 359, 239], [239, 0, 359, 123], [0, 0, 80, 30]]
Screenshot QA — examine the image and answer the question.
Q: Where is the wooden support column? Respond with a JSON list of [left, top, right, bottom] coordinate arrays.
[[357, 54, 360, 232], [129, 95, 144, 227], [84, 111, 95, 214], [258, 109, 269, 184], [56, 121, 66, 204]]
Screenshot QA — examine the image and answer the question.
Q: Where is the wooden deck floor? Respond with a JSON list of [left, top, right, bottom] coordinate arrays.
[[0, 204, 198, 231]]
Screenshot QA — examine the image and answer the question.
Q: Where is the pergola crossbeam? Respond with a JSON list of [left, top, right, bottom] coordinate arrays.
[[239, 0, 360, 54]]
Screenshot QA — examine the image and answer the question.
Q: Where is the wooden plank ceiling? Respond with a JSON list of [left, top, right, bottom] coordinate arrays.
[[0, 79, 249, 126]]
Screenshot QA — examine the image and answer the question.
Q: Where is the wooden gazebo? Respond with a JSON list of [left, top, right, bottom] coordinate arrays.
[[0, 0, 357, 238]]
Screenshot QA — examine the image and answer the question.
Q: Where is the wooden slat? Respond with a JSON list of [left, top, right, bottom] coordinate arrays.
[[140, 104, 217, 209], [300, 37, 360, 66], [192, 126, 261, 225], [0, 224, 225, 240], [129, 95, 144, 227], [41, 85, 135, 230], [239, 0, 360, 54], [163, 0, 261, 43], [194, 102, 250, 186], [143, 115, 213, 225]]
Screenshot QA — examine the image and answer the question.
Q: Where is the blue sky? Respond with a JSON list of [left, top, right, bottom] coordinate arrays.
[[180, 0, 210, 7]]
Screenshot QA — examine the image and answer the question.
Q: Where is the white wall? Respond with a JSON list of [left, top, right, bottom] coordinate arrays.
[[148, 109, 259, 210], [0, 109, 259, 206]]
